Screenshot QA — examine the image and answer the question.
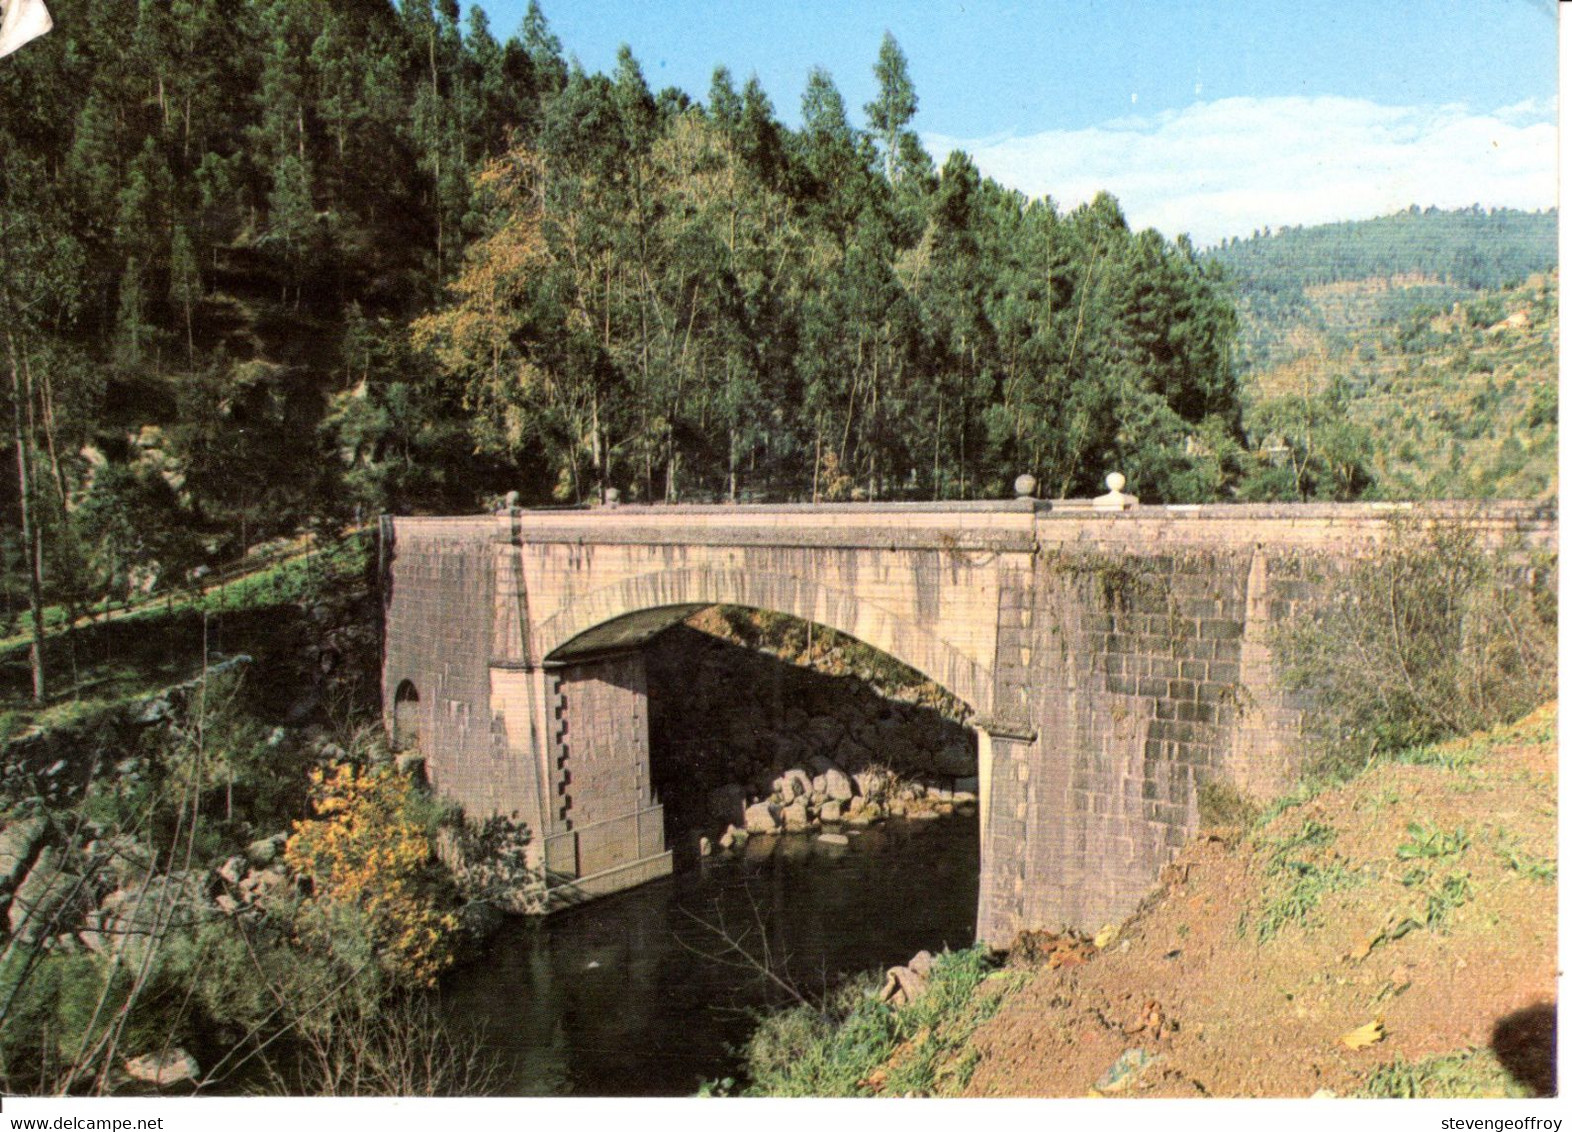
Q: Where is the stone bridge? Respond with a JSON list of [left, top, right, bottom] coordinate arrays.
[[379, 497, 1553, 944]]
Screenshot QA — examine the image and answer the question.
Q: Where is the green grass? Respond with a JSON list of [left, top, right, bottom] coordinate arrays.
[[1420, 872, 1474, 931], [1390, 739, 1489, 772], [1360, 1049, 1532, 1098], [1253, 774, 1344, 825], [1250, 820, 1362, 943], [1395, 821, 1470, 861], [1, 534, 371, 736], [1, 534, 368, 653], [1256, 703, 1555, 831], [1494, 836, 1556, 885], [738, 946, 1023, 1097]]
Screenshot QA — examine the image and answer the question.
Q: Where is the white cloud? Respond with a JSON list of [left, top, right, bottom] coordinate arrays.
[[925, 95, 1557, 247]]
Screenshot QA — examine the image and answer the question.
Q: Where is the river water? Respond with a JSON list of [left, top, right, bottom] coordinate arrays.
[[439, 814, 980, 1096]]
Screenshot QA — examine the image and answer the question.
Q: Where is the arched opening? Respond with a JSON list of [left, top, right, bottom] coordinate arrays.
[[535, 567, 992, 715], [392, 679, 421, 752], [536, 600, 984, 946], [646, 607, 977, 826], [643, 605, 981, 942]]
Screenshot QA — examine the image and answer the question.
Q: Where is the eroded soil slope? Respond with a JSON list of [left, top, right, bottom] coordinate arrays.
[[964, 705, 1557, 1098]]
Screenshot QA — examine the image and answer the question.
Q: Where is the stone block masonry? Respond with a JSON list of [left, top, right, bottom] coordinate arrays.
[[381, 499, 1555, 943]]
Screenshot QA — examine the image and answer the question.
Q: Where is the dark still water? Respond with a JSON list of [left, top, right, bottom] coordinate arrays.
[[438, 814, 979, 1096]]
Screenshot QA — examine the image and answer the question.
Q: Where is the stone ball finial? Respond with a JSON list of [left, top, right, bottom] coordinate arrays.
[[604, 487, 621, 507], [1013, 473, 1038, 500], [1093, 471, 1137, 511]]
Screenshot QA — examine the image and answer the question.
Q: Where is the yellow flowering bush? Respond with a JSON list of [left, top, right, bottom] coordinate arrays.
[[285, 763, 459, 986]]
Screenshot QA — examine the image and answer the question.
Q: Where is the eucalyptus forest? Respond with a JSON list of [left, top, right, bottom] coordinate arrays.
[[1, 0, 1245, 596], [3, 0, 1558, 619]]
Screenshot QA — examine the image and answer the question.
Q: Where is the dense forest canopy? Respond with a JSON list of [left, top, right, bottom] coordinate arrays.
[[1207, 206, 1558, 299], [0, 0, 1557, 632]]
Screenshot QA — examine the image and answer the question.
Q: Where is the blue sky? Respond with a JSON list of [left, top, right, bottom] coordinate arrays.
[[474, 1, 1558, 246]]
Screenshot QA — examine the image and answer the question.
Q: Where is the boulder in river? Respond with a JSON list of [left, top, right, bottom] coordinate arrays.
[[778, 768, 812, 799], [823, 767, 855, 801], [743, 802, 779, 834], [853, 769, 889, 800], [781, 799, 811, 831]]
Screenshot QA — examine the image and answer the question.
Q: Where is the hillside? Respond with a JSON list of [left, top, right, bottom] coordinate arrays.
[[1208, 207, 1556, 351], [1205, 209, 1559, 502], [1242, 272, 1557, 500], [962, 706, 1556, 1098]]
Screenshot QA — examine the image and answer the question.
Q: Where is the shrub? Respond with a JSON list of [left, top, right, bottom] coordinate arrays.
[[270, 993, 498, 1097], [1274, 519, 1555, 771], [284, 764, 460, 986]]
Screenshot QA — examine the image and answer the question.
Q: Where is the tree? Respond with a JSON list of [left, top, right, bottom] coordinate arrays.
[[410, 151, 585, 493], [518, 0, 567, 96], [864, 32, 918, 185], [0, 149, 86, 702], [263, 154, 320, 307], [797, 67, 867, 241], [169, 222, 201, 366]]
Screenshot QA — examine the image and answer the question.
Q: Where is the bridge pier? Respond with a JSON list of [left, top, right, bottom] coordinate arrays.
[[536, 650, 672, 898]]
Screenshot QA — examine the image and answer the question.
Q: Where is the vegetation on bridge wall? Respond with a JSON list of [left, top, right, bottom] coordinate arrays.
[[1273, 521, 1556, 774]]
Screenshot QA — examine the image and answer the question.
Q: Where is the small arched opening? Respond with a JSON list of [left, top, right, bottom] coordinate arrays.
[[393, 679, 421, 753]]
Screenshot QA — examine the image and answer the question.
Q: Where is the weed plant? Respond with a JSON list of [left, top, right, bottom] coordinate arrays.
[[1361, 1050, 1532, 1098], [1250, 820, 1362, 943], [739, 946, 1019, 1097]]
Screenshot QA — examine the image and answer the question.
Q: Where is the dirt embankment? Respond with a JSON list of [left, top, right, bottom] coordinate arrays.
[[963, 705, 1557, 1099]]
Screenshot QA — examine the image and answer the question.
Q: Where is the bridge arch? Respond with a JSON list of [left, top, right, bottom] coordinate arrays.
[[535, 566, 991, 715]]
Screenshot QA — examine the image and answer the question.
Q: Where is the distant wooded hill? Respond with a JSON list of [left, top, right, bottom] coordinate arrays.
[[1207, 206, 1558, 375], [1211, 208, 1558, 504], [1207, 206, 1557, 298]]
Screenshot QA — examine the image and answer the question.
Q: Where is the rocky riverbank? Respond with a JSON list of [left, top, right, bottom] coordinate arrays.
[[646, 615, 980, 856]]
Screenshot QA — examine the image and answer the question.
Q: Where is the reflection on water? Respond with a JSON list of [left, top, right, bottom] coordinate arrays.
[[439, 815, 979, 1096]]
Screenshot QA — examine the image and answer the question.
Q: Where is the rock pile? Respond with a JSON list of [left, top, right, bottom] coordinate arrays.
[[724, 756, 979, 840], [648, 626, 981, 850], [0, 810, 296, 963]]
